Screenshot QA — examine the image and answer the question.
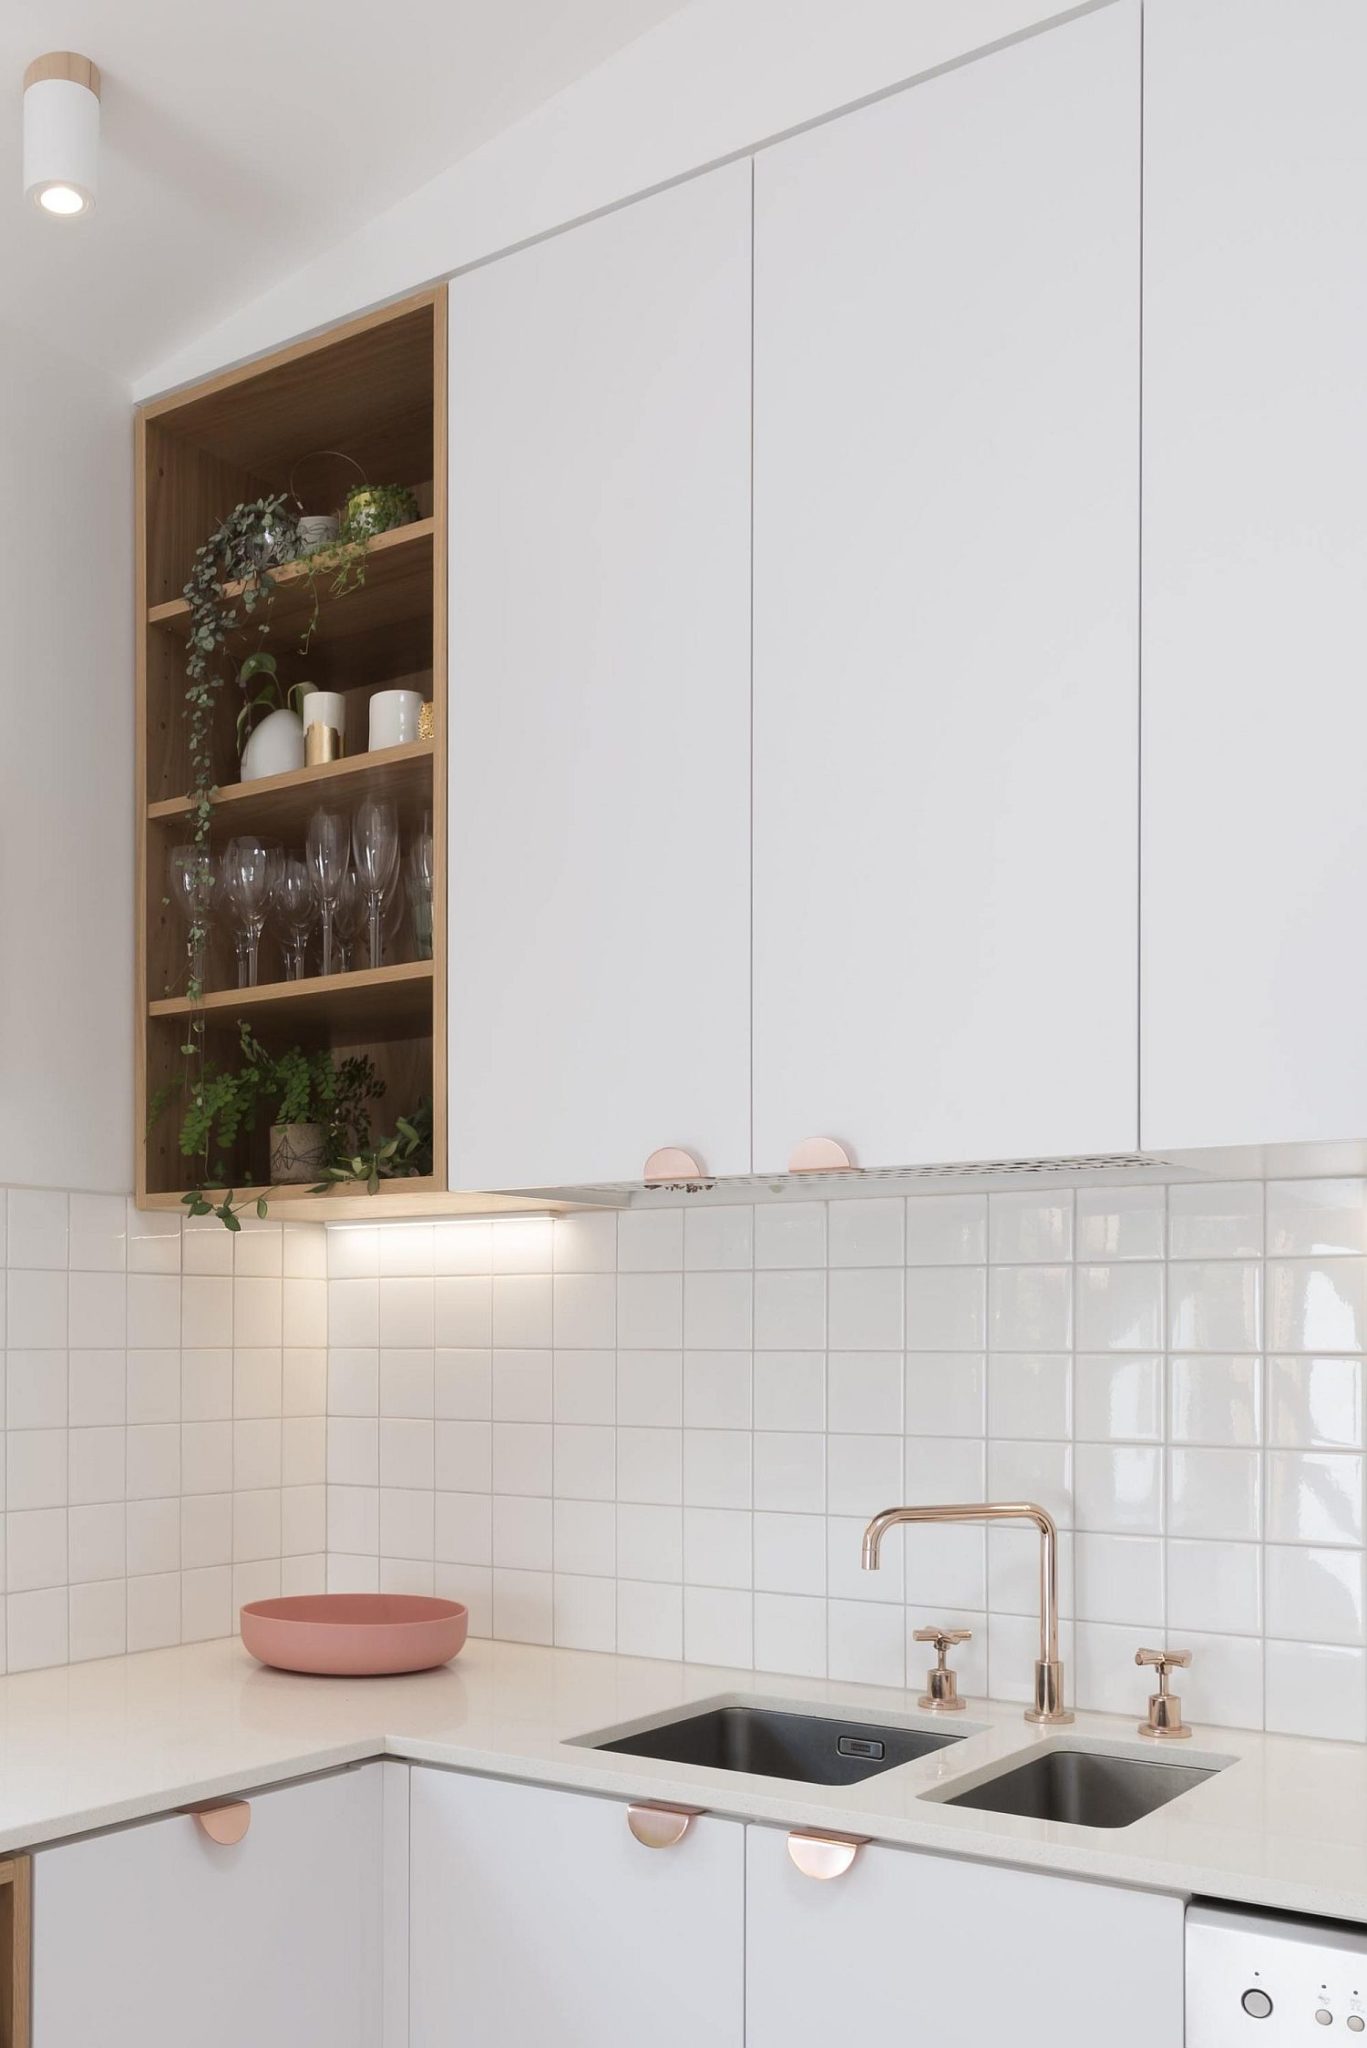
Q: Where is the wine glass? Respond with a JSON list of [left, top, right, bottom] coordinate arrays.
[[353, 799, 399, 969], [405, 814, 435, 962], [333, 864, 365, 972], [306, 808, 349, 977], [275, 855, 315, 981], [167, 845, 216, 992], [220, 836, 277, 986]]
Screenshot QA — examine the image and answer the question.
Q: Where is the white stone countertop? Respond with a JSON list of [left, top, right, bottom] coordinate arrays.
[[0, 1635, 1361, 1923]]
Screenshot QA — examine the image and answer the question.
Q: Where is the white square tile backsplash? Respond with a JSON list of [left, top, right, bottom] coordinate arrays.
[[5, 1177, 1367, 1742], [0, 1190, 327, 1673], [323, 1180, 1367, 1742]]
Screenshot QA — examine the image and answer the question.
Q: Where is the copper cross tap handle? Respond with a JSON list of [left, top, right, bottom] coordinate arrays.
[[912, 1625, 972, 1713], [1136, 1647, 1193, 1740]]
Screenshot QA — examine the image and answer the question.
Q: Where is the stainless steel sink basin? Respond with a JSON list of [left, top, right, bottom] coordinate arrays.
[[936, 1747, 1217, 1828], [590, 1704, 966, 1785]]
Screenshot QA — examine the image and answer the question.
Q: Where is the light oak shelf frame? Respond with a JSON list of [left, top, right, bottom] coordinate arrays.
[[146, 515, 435, 627], [135, 287, 449, 1209], [150, 960, 434, 1037], [147, 739, 434, 840], [0, 1855, 30, 2048]]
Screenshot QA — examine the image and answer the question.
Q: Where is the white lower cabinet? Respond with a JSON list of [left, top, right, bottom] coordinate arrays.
[[745, 1823, 1185, 2048], [409, 1768, 745, 2048], [30, 1762, 1187, 2048], [31, 1765, 383, 2048]]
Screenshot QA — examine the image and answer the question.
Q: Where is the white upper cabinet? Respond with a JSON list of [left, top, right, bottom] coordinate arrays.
[[447, 162, 752, 1191], [751, 3, 1141, 1172], [1142, 0, 1367, 1154], [746, 1823, 1183, 2048]]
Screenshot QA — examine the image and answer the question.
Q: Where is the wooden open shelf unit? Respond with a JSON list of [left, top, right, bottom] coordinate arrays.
[[135, 289, 449, 1212]]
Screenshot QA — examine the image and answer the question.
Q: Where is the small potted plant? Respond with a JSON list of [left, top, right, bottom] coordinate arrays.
[[152, 1026, 389, 1220], [314, 1097, 434, 1196], [341, 482, 419, 541]]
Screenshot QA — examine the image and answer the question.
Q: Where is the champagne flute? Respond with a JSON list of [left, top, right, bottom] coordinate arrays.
[[218, 847, 249, 986], [275, 855, 315, 980], [221, 835, 276, 987], [353, 799, 399, 970], [168, 845, 216, 993], [405, 813, 435, 962], [334, 864, 365, 972], [306, 808, 349, 977]]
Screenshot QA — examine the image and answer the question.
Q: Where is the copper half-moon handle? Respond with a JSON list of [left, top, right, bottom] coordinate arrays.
[[787, 1137, 857, 1174], [643, 1147, 704, 1184], [627, 1803, 703, 1849], [192, 1801, 251, 1846], [787, 1829, 869, 1880]]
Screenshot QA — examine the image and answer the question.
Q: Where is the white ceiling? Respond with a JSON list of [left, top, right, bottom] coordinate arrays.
[[1, 0, 686, 385]]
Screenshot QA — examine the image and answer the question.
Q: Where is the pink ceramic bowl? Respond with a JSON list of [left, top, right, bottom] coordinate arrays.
[[240, 1593, 468, 1676]]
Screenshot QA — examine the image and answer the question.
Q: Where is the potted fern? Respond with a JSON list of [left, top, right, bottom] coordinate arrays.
[[157, 1026, 379, 1217]]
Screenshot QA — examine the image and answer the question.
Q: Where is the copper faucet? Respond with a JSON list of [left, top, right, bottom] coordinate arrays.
[[861, 1500, 1073, 1725]]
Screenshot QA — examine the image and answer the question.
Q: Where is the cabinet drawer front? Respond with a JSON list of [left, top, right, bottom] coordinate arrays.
[[32, 1766, 382, 2048], [746, 1822, 1183, 2048], [411, 1768, 744, 2048]]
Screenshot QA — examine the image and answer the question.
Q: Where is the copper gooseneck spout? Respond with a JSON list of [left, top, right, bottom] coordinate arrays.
[[862, 1501, 1073, 1725]]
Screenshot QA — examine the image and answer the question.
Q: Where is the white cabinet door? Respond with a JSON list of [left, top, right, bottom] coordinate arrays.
[[1142, 0, 1367, 1153], [752, 4, 1141, 1171], [447, 162, 752, 1191], [410, 1768, 744, 2048], [32, 1765, 382, 2048], [746, 1824, 1183, 2048]]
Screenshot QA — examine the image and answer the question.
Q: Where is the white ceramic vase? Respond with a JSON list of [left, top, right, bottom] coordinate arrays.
[[241, 706, 306, 782]]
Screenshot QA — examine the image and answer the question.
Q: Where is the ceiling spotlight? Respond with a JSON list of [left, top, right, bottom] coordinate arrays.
[[23, 52, 100, 218]]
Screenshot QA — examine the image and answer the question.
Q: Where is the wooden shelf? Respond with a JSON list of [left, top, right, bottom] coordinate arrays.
[[147, 520, 435, 689], [137, 287, 449, 1210], [149, 960, 433, 1038], [142, 292, 439, 503], [138, 1181, 571, 1219], [148, 516, 433, 626], [147, 739, 434, 839]]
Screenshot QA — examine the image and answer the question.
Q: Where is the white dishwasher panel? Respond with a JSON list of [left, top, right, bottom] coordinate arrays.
[[1188, 1901, 1367, 2042]]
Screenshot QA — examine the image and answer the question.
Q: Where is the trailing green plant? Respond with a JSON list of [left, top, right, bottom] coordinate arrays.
[[234, 650, 315, 756], [170, 496, 369, 1139], [180, 495, 295, 1009], [293, 529, 370, 656], [149, 1025, 399, 1230], [313, 1097, 434, 1197], [183, 1092, 433, 1232], [341, 482, 419, 541]]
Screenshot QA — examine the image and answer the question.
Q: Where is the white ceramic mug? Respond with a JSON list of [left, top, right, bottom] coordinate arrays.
[[302, 691, 346, 743], [369, 689, 423, 751]]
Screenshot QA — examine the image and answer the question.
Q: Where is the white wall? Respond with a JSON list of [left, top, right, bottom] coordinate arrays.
[[135, 0, 1095, 399], [0, 323, 133, 1192]]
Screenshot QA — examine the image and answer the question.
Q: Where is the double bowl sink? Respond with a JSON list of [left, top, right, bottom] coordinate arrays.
[[586, 1701, 1221, 1830]]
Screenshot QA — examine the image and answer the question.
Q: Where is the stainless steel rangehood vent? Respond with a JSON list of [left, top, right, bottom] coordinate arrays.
[[522, 1152, 1196, 1209]]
